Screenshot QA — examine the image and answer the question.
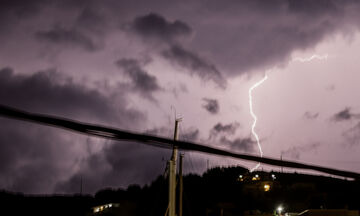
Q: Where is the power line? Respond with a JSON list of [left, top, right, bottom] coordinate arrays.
[[0, 104, 359, 179]]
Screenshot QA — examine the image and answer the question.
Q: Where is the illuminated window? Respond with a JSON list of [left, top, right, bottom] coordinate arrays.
[[252, 174, 260, 181]]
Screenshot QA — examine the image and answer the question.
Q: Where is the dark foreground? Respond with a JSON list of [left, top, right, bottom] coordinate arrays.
[[1, 166, 360, 216]]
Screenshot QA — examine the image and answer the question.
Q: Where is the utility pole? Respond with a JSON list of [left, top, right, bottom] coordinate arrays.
[[169, 118, 181, 216], [179, 153, 184, 216]]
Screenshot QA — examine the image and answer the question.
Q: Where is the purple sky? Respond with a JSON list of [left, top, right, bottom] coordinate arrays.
[[1, 0, 360, 194]]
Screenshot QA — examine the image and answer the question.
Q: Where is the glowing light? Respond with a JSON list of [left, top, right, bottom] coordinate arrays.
[[249, 74, 268, 172], [264, 184, 270, 191], [277, 206, 283, 213], [252, 174, 260, 181]]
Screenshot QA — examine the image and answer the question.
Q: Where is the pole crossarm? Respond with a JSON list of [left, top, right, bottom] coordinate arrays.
[[0, 104, 359, 179]]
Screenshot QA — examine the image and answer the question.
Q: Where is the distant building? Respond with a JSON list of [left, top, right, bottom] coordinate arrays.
[[92, 203, 120, 214], [91, 201, 136, 216], [239, 171, 278, 192]]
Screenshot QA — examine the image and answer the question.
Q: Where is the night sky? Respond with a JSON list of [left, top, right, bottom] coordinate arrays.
[[1, 0, 360, 194]]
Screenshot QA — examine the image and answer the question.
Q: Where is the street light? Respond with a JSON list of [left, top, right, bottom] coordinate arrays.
[[277, 206, 283, 215]]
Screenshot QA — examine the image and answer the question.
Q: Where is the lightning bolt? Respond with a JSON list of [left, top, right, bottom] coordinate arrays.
[[292, 54, 328, 63], [248, 53, 329, 172], [249, 74, 268, 172]]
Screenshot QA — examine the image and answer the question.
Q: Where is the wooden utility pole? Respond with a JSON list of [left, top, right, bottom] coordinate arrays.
[[179, 153, 184, 216], [169, 118, 181, 216]]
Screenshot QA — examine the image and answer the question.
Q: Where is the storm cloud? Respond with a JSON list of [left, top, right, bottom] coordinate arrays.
[[127, 13, 226, 88], [116, 58, 161, 101], [162, 45, 227, 88], [212, 122, 240, 134], [209, 122, 240, 139], [0, 67, 145, 193], [220, 136, 255, 153], [188, 0, 360, 74], [0, 119, 99, 194], [35, 26, 99, 51], [55, 140, 171, 194], [202, 98, 220, 115], [56, 125, 200, 194], [332, 107, 360, 122], [3, 0, 360, 75], [0, 67, 143, 125], [127, 13, 192, 44]]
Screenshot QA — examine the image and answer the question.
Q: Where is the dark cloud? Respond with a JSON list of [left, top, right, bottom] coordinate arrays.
[[55, 124, 201, 194], [0, 67, 146, 193], [162, 45, 227, 88], [0, 67, 143, 125], [0, 119, 92, 194], [3, 0, 360, 76], [281, 143, 321, 160], [55, 140, 171, 194], [180, 128, 200, 142], [332, 107, 360, 122], [208, 122, 251, 152], [202, 98, 219, 115], [0, 0, 96, 22], [126, 13, 226, 88], [116, 58, 161, 100], [127, 13, 192, 44], [187, 0, 360, 75], [220, 136, 255, 153], [209, 122, 240, 139], [75, 7, 107, 34], [35, 26, 99, 51], [0, 0, 47, 18], [304, 111, 319, 120], [333, 108, 352, 121], [0, 0, 48, 35], [212, 122, 240, 134]]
